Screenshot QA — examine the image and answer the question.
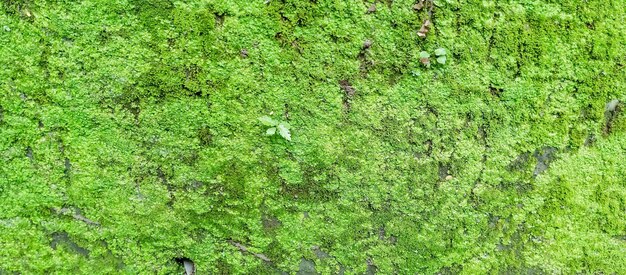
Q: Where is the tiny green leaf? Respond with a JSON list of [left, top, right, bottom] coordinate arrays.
[[419, 51, 430, 58], [277, 124, 291, 141], [436, 56, 447, 64], [434, 48, 447, 56], [258, 116, 277, 126], [280, 122, 291, 129], [266, 127, 276, 135]]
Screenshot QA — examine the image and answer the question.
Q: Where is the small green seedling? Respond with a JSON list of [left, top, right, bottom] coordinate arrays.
[[258, 116, 291, 141], [419, 51, 431, 67], [434, 47, 447, 64], [419, 48, 447, 67]]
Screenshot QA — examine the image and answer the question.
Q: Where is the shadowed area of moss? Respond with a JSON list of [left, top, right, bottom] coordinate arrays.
[[1, 0, 625, 273]]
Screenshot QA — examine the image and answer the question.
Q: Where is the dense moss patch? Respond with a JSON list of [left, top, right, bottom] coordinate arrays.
[[1, 0, 625, 273]]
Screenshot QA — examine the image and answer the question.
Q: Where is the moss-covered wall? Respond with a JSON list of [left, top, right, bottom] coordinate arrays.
[[1, 0, 625, 273]]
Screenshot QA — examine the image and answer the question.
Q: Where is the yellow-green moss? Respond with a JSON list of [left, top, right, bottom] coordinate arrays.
[[1, 0, 625, 273]]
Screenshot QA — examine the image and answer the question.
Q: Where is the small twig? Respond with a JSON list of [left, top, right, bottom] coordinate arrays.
[[53, 207, 101, 227], [427, 0, 434, 19], [228, 240, 272, 263]]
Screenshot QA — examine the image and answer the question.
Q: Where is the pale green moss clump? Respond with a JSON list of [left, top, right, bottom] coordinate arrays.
[[1, 0, 625, 273]]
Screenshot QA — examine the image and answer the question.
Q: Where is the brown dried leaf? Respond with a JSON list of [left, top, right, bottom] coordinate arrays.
[[22, 8, 32, 17], [413, 1, 425, 10], [423, 19, 431, 27], [367, 4, 377, 13], [417, 19, 431, 38], [417, 27, 428, 37]]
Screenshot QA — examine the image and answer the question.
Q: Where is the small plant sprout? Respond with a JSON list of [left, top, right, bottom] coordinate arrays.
[[258, 115, 292, 141], [419, 51, 431, 67], [434, 47, 447, 64]]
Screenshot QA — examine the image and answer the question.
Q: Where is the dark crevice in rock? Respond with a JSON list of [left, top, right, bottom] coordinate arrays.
[[50, 232, 90, 257], [532, 147, 558, 177], [296, 258, 318, 275]]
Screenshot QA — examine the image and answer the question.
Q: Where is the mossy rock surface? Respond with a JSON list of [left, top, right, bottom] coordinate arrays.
[[1, 0, 626, 273]]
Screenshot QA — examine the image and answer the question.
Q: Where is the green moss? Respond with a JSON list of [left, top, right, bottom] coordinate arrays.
[[1, 0, 625, 273]]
